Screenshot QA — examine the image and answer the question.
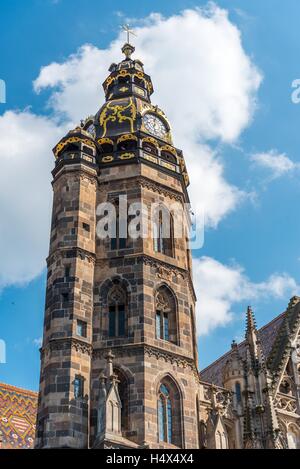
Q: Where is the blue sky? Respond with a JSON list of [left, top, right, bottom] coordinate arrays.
[[1, 0, 300, 391]]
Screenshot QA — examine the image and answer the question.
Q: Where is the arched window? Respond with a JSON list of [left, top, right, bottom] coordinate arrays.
[[110, 199, 127, 250], [161, 151, 177, 164], [142, 141, 157, 155], [108, 283, 126, 337], [117, 139, 136, 152], [97, 138, 114, 154], [235, 382, 242, 405], [100, 143, 114, 153], [157, 377, 182, 447], [155, 287, 177, 344], [153, 206, 174, 257], [158, 384, 172, 443]]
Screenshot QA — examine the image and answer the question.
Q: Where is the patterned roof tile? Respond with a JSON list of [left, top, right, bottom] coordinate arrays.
[[0, 383, 38, 449]]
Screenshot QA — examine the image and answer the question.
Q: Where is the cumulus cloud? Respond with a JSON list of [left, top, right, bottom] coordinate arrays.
[[251, 149, 299, 179], [0, 5, 262, 293], [0, 111, 63, 289], [193, 256, 299, 335]]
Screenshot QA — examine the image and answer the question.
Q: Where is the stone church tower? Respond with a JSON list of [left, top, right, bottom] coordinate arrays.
[[35, 41, 200, 449], [34, 39, 300, 451]]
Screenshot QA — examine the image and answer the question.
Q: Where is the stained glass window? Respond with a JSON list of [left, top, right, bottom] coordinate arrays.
[[158, 384, 172, 443], [167, 398, 172, 443], [76, 320, 87, 338], [158, 396, 165, 441], [156, 311, 169, 341], [156, 312, 161, 339], [74, 376, 83, 399], [163, 313, 169, 341]]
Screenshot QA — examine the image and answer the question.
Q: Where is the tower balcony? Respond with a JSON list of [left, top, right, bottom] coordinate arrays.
[[98, 147, 181, 177]]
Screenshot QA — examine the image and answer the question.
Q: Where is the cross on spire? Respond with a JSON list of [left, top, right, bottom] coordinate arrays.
[[122, 24, 137, 45]]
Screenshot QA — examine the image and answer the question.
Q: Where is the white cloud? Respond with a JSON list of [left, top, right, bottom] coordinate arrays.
[[0, 110, 63, 289], [33, 337, 42, 347], [251, 149, 299, 179], [193, 256, 299, 335], [0, 5, 262, 290]]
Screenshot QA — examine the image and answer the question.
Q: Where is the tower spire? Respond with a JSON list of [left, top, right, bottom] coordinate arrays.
[[246, 306, 256, 335], [245, 306, 259, 361]]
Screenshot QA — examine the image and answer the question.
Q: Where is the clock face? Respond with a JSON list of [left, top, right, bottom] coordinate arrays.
[[143, 114, 167, 139]]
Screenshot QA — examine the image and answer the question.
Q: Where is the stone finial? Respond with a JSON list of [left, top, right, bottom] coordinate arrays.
[[110, 373, 120, 386], [105, 350, 115, 378], [99, 371, 107, 386], [231, 339, 238, 350], [288, 296, 300, 309]]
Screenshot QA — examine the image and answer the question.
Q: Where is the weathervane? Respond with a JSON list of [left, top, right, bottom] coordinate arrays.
[[121, 24, 137, 59], [121, 24, 137, 45]]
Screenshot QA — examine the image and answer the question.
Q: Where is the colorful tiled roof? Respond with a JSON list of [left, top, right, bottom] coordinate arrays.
[[0, 382, 38, 449], [200, 312, 286, 387]]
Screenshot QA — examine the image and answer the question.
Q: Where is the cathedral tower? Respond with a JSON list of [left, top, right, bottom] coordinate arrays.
[[36, 40, 199, 449]]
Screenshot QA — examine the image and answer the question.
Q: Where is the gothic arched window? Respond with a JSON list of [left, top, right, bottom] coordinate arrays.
[[108, 284, 126, 337], [110, 199, 127, 251], [158, 384, 172, 443], [153, 206, 174, 257], [235, 382, 242, 404], [74, 375, 84, 399], [157, 377, 182, 447], [155, 287, 177, 344]]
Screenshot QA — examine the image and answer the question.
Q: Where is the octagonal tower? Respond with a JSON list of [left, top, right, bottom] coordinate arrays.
[[36, 41, 198, 449]]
